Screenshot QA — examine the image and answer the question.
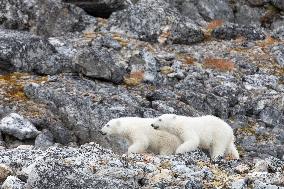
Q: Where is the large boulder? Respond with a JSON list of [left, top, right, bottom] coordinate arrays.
[[0, 0, 97, 37], [73, 46, 127, 84], [108, 0, 204, 44], [212, 23, 266, 40], [34, 0, 96, 37], [0, 113, 40, 140], [0, 29, 71, 75]]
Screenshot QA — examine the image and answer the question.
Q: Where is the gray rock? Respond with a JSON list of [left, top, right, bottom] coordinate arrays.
[[259, 106, 282, 128], [108, 0, 204, 44], [1, 176, 25, 189], [0, 0, 36, 30], [140, 50, 158, 83], [164, 0, 206, 26], [184, 177, 203, 189], [0, 28, 71, 75], [23, 77, 147, 153], [271, 0, 284, 10], [247, 0, 269, 6], [0, 0, 97, 37], [234, 4, 266, 27], [272, 26, 284, 40], [34, 129, 54, 149], [73, 46, 127, 84], [195, 0, 234, 22], [0, 113, 40, 140], [34, 0, 96, 37], [63, 0, 132, 18], [270, 44, 284, 67], [212, 23, 266, 40]]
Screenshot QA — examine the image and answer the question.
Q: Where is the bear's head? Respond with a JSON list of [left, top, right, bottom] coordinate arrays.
[[151, 114, 178, 133], [100, 118, 121, 136]]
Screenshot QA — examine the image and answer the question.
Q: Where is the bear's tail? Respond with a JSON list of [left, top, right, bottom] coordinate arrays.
[[226, 142, 240, 159]]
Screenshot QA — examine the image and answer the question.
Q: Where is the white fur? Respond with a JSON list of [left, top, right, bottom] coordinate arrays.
[[101, 117, 182, 155], [151, 114, 239, 159]]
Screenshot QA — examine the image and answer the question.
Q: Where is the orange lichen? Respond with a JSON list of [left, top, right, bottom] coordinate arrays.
[[184, 56, 196, 65], [207, 19, 224, 30], [112, 33, 129, 47], [0, 72, 47, 102], [203, 58, 235, 72], [257, 36, 279, 48], [124, 71, 144, 86]]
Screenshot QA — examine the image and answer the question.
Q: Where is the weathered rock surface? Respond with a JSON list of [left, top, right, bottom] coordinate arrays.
[[212, 23, 266, 40], [74, 46, 127, 84], [0, 144, 283, 188], [0, 113, 40, 140], [108, 0, 204, 44], [0, 29, 71, 75], [0, 0, 97, 37]]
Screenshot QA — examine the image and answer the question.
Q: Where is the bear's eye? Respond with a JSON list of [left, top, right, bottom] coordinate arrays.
[[158, 119, 162, 122], [106, 124, 110, 127]]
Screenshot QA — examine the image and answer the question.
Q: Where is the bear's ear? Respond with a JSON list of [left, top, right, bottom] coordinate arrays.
[[173, 115, 177, 120]]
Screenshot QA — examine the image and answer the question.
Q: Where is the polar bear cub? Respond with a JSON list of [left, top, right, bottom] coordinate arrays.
[[100, 117, 182, 155], [151, 114, 239, 159]]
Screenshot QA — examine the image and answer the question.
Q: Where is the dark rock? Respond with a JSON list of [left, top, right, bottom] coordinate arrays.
[[34, 129, 54, 149], [34, 0, 96, 37], [73, 46, 127, 84], [23, 77, 148, 153], [63, 0, 132, 18], [212, 23, 266, 40], [0, 113, 40, 140], [0, 29, 71, 75], [271, 0, 284, 10], [0, 0, 97, 37], [108, 0, 204, 44], [195, 0, 234, 22], [247, 0, 269, 7]]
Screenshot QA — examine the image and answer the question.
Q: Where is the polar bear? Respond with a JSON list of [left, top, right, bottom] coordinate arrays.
[[100, 117, 182, 155], [151, 114, 239, 159]]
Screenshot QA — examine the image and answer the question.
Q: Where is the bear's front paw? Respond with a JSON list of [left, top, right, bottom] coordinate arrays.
[[175, 147, 186, 154]]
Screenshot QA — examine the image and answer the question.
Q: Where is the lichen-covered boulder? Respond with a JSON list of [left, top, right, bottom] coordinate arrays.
[[0, 113, 40, 140], [108, 0, 204, 44]]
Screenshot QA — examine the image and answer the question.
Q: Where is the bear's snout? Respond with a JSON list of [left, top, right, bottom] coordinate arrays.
[[99, 130, 107, 135], [151, 124, 159, 129]]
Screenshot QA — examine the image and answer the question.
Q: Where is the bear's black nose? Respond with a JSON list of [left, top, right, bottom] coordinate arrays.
[[99, 130, 107, 135], [151, 124, 158, 129]]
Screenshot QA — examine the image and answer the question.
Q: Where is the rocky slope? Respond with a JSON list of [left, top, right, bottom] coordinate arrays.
[[0, 0, 284, 188]]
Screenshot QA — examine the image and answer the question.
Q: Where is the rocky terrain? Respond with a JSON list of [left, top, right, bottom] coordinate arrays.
[[0, 0, 284, 188]]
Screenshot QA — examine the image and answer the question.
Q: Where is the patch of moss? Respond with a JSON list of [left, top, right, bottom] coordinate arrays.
[[0, 72, 47, 102]]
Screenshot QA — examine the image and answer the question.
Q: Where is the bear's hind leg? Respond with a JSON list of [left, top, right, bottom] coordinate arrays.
[[226, 142, 239, 159]]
